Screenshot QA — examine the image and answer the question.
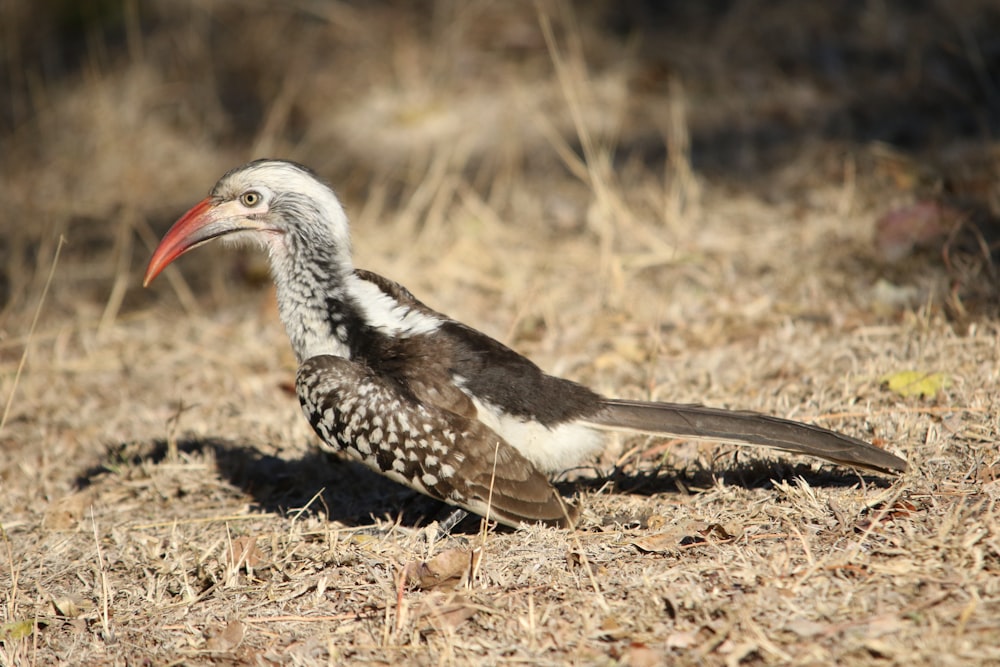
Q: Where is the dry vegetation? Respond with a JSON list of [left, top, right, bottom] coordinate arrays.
[[2, 1, 1000, 665]]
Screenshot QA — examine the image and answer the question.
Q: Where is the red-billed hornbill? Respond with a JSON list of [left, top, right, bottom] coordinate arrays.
[[144, 159, 907, 528]]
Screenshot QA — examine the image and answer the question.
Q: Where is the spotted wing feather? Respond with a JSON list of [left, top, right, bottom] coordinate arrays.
[[297, 355, 575, 528]]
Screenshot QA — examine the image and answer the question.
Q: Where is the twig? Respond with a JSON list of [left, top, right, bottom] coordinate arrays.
[[90, 508, 114, 643], [97, 207, 136, 337], [472, 439, 501, 586], [1, 235, 65, 434]]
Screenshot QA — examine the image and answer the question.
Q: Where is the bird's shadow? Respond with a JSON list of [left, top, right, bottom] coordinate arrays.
[[76, 437, 450, 528], [76, 438, 895, 534], [559, 455, 895, 526], [566, 453, 894, 498]]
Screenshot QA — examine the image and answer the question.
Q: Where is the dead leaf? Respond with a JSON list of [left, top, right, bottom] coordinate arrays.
[[42, 490, 94, 531], [874, 201, 958, 263], [697, 523, 742, 542], [856, 499, 920, 532], [348, 533, 378, 547], [823, 563, 869, 578], [204, 620, 245, 652], [52, 596, 93, 619], [881, 370, 950, 399], [0, 619, 38, 642], [598, 614, 629, 640], [566, 550, 586, 569], [632, 532, 682, 555], [633, 521, 742, 554], [228, 535, 264, 571], [403, 548, 477, 590], [885, 500, 918, 519]]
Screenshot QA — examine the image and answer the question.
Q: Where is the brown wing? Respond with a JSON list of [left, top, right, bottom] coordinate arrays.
[[353, 269, 603, 425], [297, 355, 576, 528]]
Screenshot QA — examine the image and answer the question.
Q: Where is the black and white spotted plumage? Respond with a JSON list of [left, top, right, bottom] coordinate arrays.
[[145, 159, 908, 529]]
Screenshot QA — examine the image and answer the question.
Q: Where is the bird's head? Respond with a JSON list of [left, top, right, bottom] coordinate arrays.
[[144, 159, 352, 287]]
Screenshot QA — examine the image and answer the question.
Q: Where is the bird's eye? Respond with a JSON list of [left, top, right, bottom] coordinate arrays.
[[240, 191, 262, 207]]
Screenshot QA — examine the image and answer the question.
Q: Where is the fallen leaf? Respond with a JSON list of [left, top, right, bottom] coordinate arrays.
[[856, 499, 921, 533], [228, 535, 265, 571], [881, 370, 950, 399], [42, 490, 94, 531], [598, 614, 629, 640], [0, 619, 37, 642], [204, 620, 245, 652], [632, 531, 682, 555], [885, 500, 918, 519], [403, 548, 477, 590], [697, 523, 742, 542], [51, 596, 93, 619], [874, 201, 959, 263], [566, 550, 586, 569], [632, 521, 742, 554]]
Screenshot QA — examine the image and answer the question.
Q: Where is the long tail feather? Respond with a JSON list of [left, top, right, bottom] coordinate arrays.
[[584, 399, 907, 474]]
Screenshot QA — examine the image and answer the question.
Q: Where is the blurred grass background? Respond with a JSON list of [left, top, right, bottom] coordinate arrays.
[[1, 0, 997, 331]]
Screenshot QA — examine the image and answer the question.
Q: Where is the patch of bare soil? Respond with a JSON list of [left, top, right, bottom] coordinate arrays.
[[1, 1, 998, 665]]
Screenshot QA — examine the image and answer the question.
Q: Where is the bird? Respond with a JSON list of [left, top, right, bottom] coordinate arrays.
[[144, 159, 907, 529]]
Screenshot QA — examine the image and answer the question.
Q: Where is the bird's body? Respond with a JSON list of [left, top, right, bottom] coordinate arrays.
[[145, 159, 907, 528]]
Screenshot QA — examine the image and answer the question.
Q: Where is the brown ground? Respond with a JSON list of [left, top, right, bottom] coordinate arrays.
[[2, 1, 999, 665]]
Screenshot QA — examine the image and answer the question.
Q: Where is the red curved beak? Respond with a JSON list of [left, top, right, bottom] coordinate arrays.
[[143, 198, 216, 287], [145, 196, 282, 287]]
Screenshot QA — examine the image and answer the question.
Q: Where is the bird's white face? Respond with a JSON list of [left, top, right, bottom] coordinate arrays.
[[144, 160, 351, 287]]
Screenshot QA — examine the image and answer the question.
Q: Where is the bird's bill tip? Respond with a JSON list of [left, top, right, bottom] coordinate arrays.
[[143, 197, 215, 287]]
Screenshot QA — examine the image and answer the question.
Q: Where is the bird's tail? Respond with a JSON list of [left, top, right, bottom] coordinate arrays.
[[582, 399, 907, 474]]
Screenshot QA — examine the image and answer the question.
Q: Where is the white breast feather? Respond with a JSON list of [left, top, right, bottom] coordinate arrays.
[[347, 275, 441, 336]]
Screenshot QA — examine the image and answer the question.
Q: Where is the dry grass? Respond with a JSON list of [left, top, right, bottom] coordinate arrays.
[[2, 1, 999, 665]]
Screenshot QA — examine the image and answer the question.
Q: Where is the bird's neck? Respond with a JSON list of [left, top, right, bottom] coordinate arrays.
[[271, 244, 361, 363]]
